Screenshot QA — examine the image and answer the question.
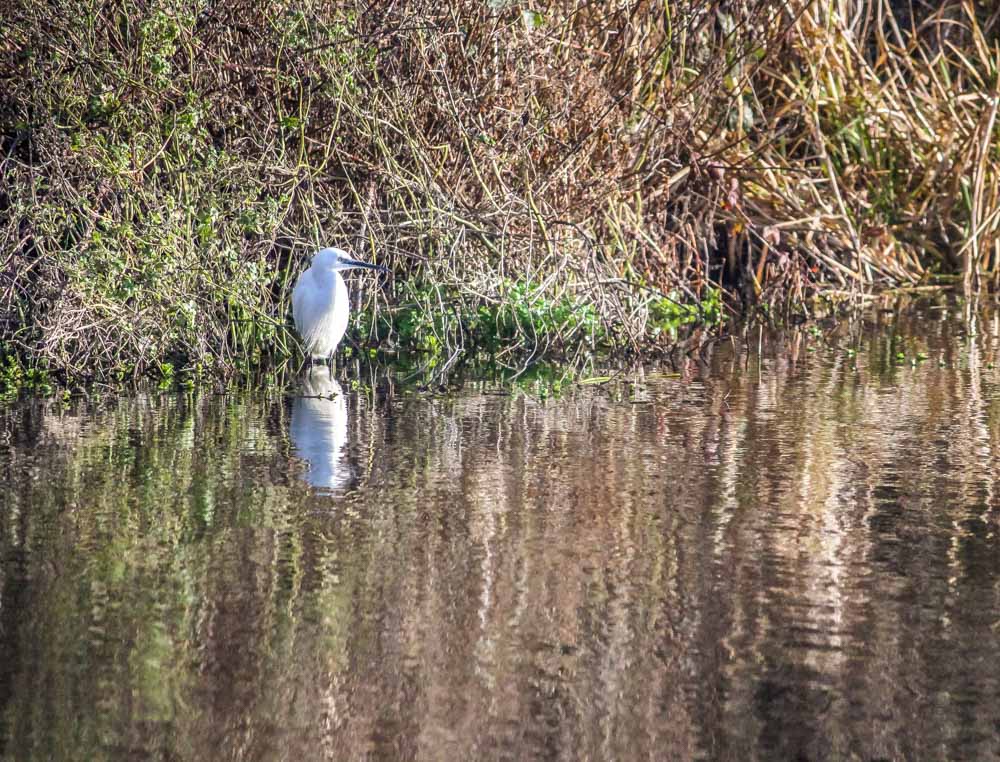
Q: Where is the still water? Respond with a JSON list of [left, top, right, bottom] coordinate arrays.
[[2, 301, 1000, 761]]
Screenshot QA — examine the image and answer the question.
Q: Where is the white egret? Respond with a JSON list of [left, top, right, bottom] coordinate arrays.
[[292, 247, 387, 361], [290, 365, 352, 491]]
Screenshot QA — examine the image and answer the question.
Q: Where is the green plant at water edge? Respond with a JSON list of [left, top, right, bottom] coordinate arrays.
[[358, 278, 609, 359], [475, 280, 604, 350], [0, 353, 53, 397], [649, 288, 724, 337]]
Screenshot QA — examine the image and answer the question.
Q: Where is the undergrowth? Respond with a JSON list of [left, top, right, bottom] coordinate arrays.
[[0, 0, 998, 386]]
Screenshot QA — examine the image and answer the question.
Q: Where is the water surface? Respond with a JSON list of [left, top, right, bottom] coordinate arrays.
[[3, 300, 1000, 760]]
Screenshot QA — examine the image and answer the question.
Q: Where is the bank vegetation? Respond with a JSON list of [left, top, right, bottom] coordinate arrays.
[[1, 0, 998, 382]]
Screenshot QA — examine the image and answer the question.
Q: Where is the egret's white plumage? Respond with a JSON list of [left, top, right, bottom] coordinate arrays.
[[291, 247, 385, 360]]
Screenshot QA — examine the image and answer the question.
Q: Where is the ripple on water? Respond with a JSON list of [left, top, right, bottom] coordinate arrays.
[[3, 303, 1000, 759]]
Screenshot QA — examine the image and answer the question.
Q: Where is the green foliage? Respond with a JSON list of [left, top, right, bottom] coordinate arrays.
[[357, 278, 609, 360], [648, 288, 724, 337], [0, 353, 54, 397], [475, 280, 604, 349]]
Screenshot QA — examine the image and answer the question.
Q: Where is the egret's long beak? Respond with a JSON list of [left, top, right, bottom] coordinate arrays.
[[343, 257, 389, 273]]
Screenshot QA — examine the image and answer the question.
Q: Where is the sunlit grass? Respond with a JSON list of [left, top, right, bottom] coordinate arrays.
[[1, 0, 997, 384]]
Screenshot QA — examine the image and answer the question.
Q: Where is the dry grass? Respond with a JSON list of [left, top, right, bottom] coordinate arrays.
[[743, 0, 1000, 293]]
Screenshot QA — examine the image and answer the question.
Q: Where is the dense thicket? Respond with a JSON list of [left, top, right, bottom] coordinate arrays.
[[1, 1, 998, 379]]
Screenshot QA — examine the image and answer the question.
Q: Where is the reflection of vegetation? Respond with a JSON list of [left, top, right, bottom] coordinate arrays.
[[2, 303, 1000, 758], [0, 395, 370, 759]]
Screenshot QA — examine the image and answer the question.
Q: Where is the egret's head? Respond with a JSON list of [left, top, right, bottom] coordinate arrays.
[[313, 247, 388, 273]]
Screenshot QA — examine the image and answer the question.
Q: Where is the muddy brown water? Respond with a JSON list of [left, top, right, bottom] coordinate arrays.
[[2, 301, 1000, 761]]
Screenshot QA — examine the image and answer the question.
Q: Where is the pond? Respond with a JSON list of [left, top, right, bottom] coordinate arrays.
[[2, 298, 1000, 761]]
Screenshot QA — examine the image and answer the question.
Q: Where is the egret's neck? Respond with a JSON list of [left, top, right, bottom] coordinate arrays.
[[333, 269, 348, 302], [315, 267, 347, 293]]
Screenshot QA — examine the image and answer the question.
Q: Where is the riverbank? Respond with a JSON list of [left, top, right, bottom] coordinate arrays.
[[2, 1, 998, 386]]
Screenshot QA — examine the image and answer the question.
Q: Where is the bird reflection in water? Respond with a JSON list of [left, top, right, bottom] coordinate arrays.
[[290, 365, 354, 491]]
